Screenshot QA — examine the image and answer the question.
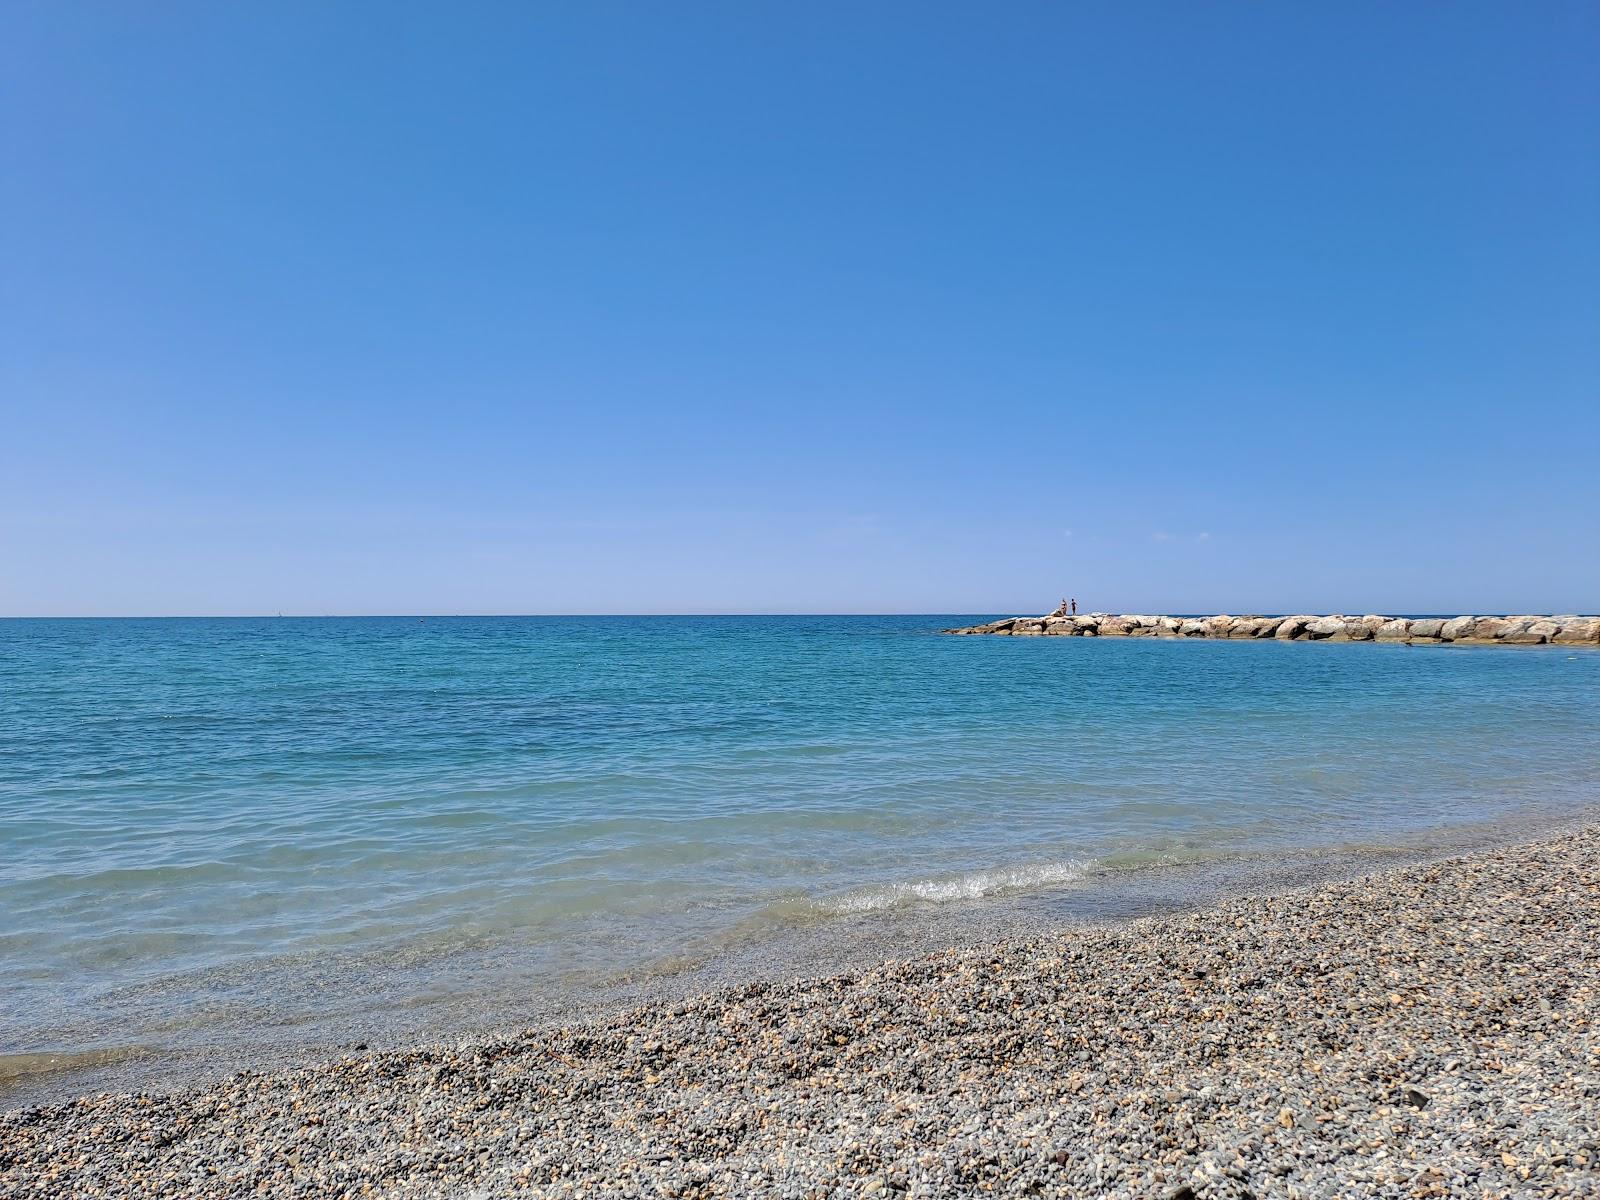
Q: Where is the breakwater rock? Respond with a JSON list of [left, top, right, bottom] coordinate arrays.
[[945, 612, 1600, 644]]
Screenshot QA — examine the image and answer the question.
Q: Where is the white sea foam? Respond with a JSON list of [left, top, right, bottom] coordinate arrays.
[[815, 859, 1093, 914]]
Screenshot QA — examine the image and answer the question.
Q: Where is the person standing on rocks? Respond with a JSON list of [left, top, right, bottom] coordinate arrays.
[[1070, 598, 1077, 615]]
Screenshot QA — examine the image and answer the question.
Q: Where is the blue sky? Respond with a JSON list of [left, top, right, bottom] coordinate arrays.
[[4, 3, 1596, 616]]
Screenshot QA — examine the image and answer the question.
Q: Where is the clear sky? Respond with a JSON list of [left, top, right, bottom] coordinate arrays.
[[4, 3, 1597, 616]]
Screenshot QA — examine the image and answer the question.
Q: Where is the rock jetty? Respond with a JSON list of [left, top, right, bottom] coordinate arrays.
[[946, 612, 1600, 645]]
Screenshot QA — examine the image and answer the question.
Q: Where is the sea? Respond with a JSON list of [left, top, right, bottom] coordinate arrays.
[[2, 615, 1597, 1100]]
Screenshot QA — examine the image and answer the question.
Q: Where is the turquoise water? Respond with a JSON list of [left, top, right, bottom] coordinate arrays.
[[2, 616, 1598, 1074]]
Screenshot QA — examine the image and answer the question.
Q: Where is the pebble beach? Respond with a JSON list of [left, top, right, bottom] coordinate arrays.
[[4, 826, 1595, 1199]]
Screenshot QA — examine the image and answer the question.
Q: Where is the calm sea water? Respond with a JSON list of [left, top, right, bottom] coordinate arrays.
[[2, 616, 1597, 1083]]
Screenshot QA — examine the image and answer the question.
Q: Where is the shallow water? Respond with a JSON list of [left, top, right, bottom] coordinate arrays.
[[2, 616, 1597, 1090]]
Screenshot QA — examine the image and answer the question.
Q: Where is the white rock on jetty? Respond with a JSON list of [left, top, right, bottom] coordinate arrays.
[[945, 612, 1599, 645]]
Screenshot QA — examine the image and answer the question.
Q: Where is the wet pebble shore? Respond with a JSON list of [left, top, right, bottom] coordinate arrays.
[[5, 828, 1597, 1198]]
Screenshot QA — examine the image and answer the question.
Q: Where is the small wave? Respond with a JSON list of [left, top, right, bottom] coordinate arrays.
[[814, 859, 1093, 914]]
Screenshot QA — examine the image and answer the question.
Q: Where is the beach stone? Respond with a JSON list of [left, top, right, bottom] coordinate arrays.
[[1099, 617, 1133, 636], [1376, 619, 1411, 641], [1470, 617, 1507, 641], [1204, 615, 1236, 638], [1073, 616, 1099, 631], [1408, 618, 1445, 639], [1305, 617, 1346, 639], [1440, 616, 1478, 641], [1275, 616, 1314, 640], [1043, 618, 1073, 635], [1179, 619, 1208, 637]]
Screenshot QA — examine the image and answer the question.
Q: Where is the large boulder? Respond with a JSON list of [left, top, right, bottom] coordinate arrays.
[[1158, 616, 1183, 636], [1408, 618, 1445, 639], [1230, 617, 1278, 638], [1503, 619, 1558, 645], [1376, 618, 1412, 641], [1440, 616, 1478, 641], [1179, 619, 1208, 637], [1044, 618, 1074, 635], [1553, 617, 1600, 643], [1343, 615, 1388, 641], [1204, 615, 1236, 638], [1468, 617, 1507, 641], [1098, 617, 1134, 636], [1073, 615, 1100, 631], [1305, 616, 1347, 639], [1275, 615, 1314, 639]]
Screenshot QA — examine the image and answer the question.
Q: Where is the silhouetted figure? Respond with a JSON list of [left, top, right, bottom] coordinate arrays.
[[1070, 598, 1077, 615]]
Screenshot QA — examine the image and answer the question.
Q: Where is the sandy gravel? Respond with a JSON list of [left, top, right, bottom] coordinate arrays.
[[4, 828, 1596, 1198]]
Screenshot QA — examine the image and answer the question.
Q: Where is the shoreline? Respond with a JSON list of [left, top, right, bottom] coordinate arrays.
[[6, 802, 1597, 1111], [6, 819, 1597, 1197]]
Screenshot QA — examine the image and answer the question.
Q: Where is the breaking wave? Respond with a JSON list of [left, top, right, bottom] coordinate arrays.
[[813, 859, 1094, 915]]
